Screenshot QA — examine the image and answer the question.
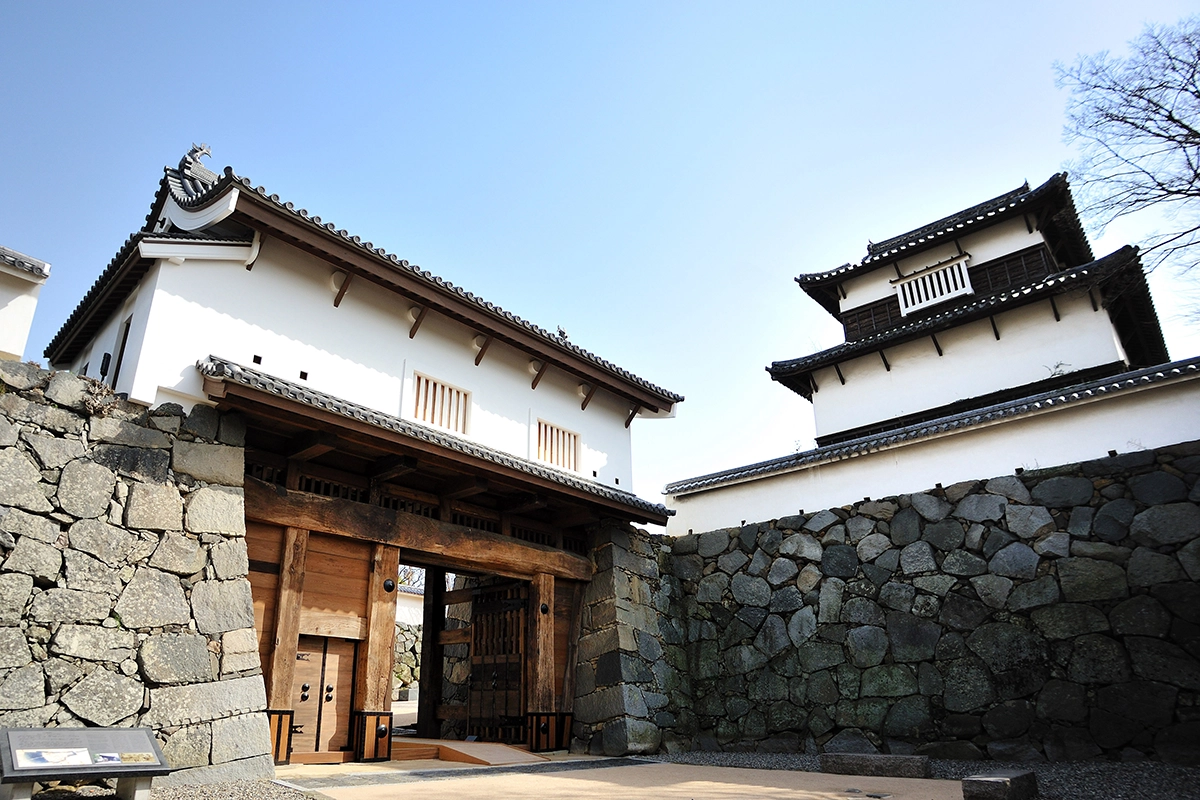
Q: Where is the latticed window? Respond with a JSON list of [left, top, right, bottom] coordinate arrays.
[[413, 373, 468, 433], [537, 420, 579, 471]]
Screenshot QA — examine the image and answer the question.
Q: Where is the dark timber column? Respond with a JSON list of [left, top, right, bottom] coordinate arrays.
[[528, 572, 555, 713], [266, 526, 308, 764], [416, 567, 446, 739], [353, 543, 401, 761]]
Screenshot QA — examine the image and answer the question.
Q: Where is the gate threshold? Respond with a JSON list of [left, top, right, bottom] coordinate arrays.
[[392, 737, 550, 766]]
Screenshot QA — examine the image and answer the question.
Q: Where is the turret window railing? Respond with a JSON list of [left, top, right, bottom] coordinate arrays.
[[893, 253, 974, 316]]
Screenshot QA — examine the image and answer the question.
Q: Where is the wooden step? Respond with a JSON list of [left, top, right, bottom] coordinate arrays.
[[388, 745, 441, 761]]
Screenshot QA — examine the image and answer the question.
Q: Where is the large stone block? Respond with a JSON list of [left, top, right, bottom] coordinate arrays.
[[820, 752, 930, 778], [0, 573, 33, 626], [191, 580, 256, 634], [211, 712, 271, 763], [68, 518, 136, 565], [573, 684, 647, 724], [601, 716, 661, 756], [967, 623, 1047, 698], [1031, 477, 1093, 508], [988, 542, 1038, 580], [141, 675, 267, 727], [1126, 547, 1185, 586], [1031, 603, 1109, 639], [0, 664, 46, 710], [62, 666, 143, 725], [57, 459, 117, 519], [210, 539, 249, 579], [154, 753, 274, 786], [125, 482, 183, 531], [23, 432, 84, 470], [161, 723, 212, 769], [1129, 471, 1188, 505], [172, 441, 243, 486], [90, 417, 171, 448], [91, 444, 171, 483], [116, 568, 191, 628], [4, 537, 62, 582], [1068, 634, 1131, 684], [51, 624, 136, 662], [860, 664, 917, 697], [0, 393, 83, 434], [1127, 636, 1200, 690], [0, 448, 52, 512], [955, 494, 1007, 522], [63, 549, 123, 595], [1004, 505, 1054, 540], [1130, 503, 1200, 546], [962, 769, 1038, 800], [887, 611, 941, 662], [1058, 557, 1128, 602], [2, 509, 59, 543], [941, 656, 996, 712], [150, 533, 207, 575], [221, 628, 261, 675], [0, 627, 32, 668], [30, 588, 110, 624], [140, 633, 214, 684]]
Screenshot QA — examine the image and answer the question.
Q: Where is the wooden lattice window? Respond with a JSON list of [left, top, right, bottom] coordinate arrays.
[[537, 420, 579, 472], [413, 373, 468, 434]]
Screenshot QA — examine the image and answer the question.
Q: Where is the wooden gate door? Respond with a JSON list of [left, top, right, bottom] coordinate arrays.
[[467, 583, 527, 743], [290, 636, 357, 762]]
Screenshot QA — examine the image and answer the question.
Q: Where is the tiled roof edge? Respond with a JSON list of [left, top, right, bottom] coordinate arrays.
[[0, 245, 51, 279], [160, 161, 682, 405], [796, 174, 1066, 286], [770, 246, 1139, 381], [666, 355, 1200, 496], [197, 356, 673, 519]]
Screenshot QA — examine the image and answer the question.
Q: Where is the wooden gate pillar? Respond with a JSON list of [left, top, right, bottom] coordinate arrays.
[[352, 543, 401, 761], [265, 526, 308, 765], [528, 572, 555, 713], [416, 568, 445, 739]]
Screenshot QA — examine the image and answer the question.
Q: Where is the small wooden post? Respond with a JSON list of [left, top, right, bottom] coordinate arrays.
[[268, 527, 308, 709], [528, 572, 555, 713], [416, 568, 446, 738]]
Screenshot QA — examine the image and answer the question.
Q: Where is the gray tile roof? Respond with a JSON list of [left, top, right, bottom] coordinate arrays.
[[197, 355, 673, 520], [0, 245, 50, 280], [797, 174, 1086, 288], [770, 246, 1144, 398], [156, 150, 681, 406], [666, 355, 1200, 496]]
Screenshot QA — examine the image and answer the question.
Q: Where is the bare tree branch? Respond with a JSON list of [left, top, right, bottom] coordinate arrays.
[[1057, 16, 1200, 273]]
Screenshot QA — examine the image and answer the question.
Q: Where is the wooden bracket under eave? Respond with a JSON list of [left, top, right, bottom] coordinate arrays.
[[473, 335, 493, 366], [203, 377, 227, 398], [408, 306, 428, 339], [1049, 296, 1061, 322], [931, 334, 943, 357], [834, 364, 846, 385], [990, 316, 1001, 340], [333, 273, 353, 308], [878, 350, 891, 372], [580, 383, 598, 411], [531, 360, 549, 390], [625, 405, 640, 428]]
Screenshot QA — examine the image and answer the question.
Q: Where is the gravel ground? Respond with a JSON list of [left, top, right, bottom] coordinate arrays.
[[648, 751, 1200, 800]]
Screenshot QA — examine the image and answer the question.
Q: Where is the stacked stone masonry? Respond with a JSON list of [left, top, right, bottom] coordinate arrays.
[[392, 622, 420, 702], [647, 439, 1200, 765], [0, 362, 271, 785]]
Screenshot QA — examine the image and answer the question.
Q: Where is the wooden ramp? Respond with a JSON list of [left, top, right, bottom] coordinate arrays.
[[391, 737, 550, 766]]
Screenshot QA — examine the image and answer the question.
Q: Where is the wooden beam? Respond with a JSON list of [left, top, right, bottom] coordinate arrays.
[[437, 628, 471, 645], [436, 704, 467, 721], [408, 306, 428, 339], [580, 384, 597, 411], [990, 315, 1001, 340], [530, 360, 549, 390], [473, 335, 493, 366], [931, 334, 943, 357], [244, 477, 593, 581], [528, 573, 555, 713], [443, 588, 474, 606], [371, 454, 419, 482], [416, 568, 445, 738], [504, 493, 546, 515], [355, 543, 401, 711], [288, 431, 339, 462], [879, 350, 891, 372], [1049, 296, 1061, 322], [625, 405, 640, 429], [834, 364, 845, 385], [333, 273, 353, 308], [440, 476, 488, 502], [560, 581, 584, 714], [267, 527, 309, 709]]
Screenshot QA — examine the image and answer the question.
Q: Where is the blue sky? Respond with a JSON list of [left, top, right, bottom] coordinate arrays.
[[3, 1, 1198, 506]]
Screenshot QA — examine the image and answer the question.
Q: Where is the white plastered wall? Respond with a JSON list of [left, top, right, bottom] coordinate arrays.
[[810, 290, 1127, 438], [76, 236, 635, 488], [0, 268, 45, 361], [666, 374, 1200, 534]]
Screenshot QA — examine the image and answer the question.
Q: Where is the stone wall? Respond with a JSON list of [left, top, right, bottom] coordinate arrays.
[[392, 622, 420, 701], [652, 440, 1200, 764], [0, 362, 271, 784], [571, 520, 688, 755]]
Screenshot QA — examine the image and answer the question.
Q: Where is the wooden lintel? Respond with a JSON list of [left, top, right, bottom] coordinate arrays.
[[244, 477, 593, 581], [437, 628, 471, 645], [473, 335, 493, 366], [443, 588, 475, 606], [288, 431, 339, 462], [1049, 296, 1061, 322], [528, 573, 555, 713], [504, 493, 546, 515], [990, 315, 1001, 340], [834, 363, 846, 385], [267, 527, 309, 709], [333, 273, 354, 308], [625, 405, 640, 429], [531, 360, 549, 390], [879, 350, 891, 372], [355, 543, 400, 711], [441, 476, 488, 501], [408, 306, 428, 339], [371, 454, 419, 482], [931, 334, 943, 357], [580, 384, 598, 411]]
